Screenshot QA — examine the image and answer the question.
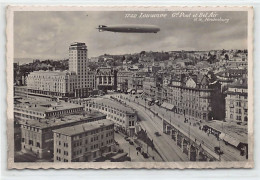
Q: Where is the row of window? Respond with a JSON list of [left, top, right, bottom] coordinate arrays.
[[22, 125, 40, 132], [229, 114, 248, 121], [71, 128, 113, 141], [56, 156, 68, 162], [89, 103, 133, 117], [22, 139, 41, 148], [56, 148, 68, 155]]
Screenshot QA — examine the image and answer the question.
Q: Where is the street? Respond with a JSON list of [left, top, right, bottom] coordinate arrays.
[[108, 93, 246, 162], [115, 131, 163, 162], [106, 94, 188, 162]]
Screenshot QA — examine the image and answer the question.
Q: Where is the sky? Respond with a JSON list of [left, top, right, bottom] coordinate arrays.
[[14, 11, 248, 59]]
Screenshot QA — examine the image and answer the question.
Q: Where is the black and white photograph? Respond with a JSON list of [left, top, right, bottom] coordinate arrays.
[[6, 6, 253, 169]]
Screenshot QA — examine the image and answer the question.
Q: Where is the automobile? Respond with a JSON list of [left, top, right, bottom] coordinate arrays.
[[154, 132, 161, 137], [136, 147, 141, 151], [115, 141, 119, 146], [125, 138, 130, 142], [214, 147, 224, 155], [115, 130, 119, 133], [129, 141, 134, 145], [142, 152, 149, 159], [124, 136, 129, 140]]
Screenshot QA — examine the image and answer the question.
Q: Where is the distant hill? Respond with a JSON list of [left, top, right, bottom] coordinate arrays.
[[14, 58, 35, 65], [14, 58, 67, 65]]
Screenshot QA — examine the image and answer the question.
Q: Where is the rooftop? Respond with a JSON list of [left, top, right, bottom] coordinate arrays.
[[91, 97, 135, 114], [53, 119, 114, 136], [15, 98, 83, 113], [28, 70, 75, 76], [20, 111, 106, 129]]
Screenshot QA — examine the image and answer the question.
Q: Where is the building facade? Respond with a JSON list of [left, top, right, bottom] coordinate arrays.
[[143, 73, 225, 121], [225, 78, 248, 123], [95, 67, 117, 92], [26, 70, 77, 97], [143, 77, 156, 99], [85, 98, 137, 136], [69, 42, 92, 97], [117, 71, 133, 92], [127, 71, 146, 93], [53, 119, 115, 162], [20, 111, 106, 159], [14, 98, 84, 123]]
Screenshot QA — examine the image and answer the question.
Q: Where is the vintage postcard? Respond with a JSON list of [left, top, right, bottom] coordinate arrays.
[[6, 6, 254, 169]]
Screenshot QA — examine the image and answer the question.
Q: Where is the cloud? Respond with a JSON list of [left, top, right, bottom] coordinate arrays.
[[14, 11, 247, 59]]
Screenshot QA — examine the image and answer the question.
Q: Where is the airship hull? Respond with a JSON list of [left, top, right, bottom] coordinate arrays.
[[97, 24, 160, 33]]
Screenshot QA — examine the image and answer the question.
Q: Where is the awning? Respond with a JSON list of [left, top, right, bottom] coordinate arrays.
[[166, 103, 175, 110], [223, 134, 240, 147], [161, 102, 174, 110], [161, 102, 168, 108], [146, 98, 152, 102], [137, 90, 143, 94], [127, 89, 132, 93]]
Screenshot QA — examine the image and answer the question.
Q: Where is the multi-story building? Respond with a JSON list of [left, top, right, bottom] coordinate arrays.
[[19, 42, 94, 98], [168, 74, 224, 121], [216, 68, 247, 92], [127, 71, 146, 93], [169, 74, 224, 121], [85, 98, 137, 136], [14, 98, 84, 122], [53, 119, 115, 162], [143, 77, 156, 99], [95, 67, 117, 92], [117, 71, 133, 92], [225, 78, 248, 123], [88, 70, 96, 90], [144, 73, 225, 121], [20, 111, 106, 158], [69, 42, 91, 97], [14, 86, 29, 98], [26, 70, 77, 97]]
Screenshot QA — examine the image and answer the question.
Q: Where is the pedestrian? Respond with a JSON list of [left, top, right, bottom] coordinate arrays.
[[137, 151, 139, 155], [153, 156, 155, 160]]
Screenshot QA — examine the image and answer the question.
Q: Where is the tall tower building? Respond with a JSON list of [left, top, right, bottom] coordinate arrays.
[[69, 42, 88, 89]]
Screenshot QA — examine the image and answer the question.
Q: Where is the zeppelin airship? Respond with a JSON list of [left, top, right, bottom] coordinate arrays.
[[97, 24, 160, 33]]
